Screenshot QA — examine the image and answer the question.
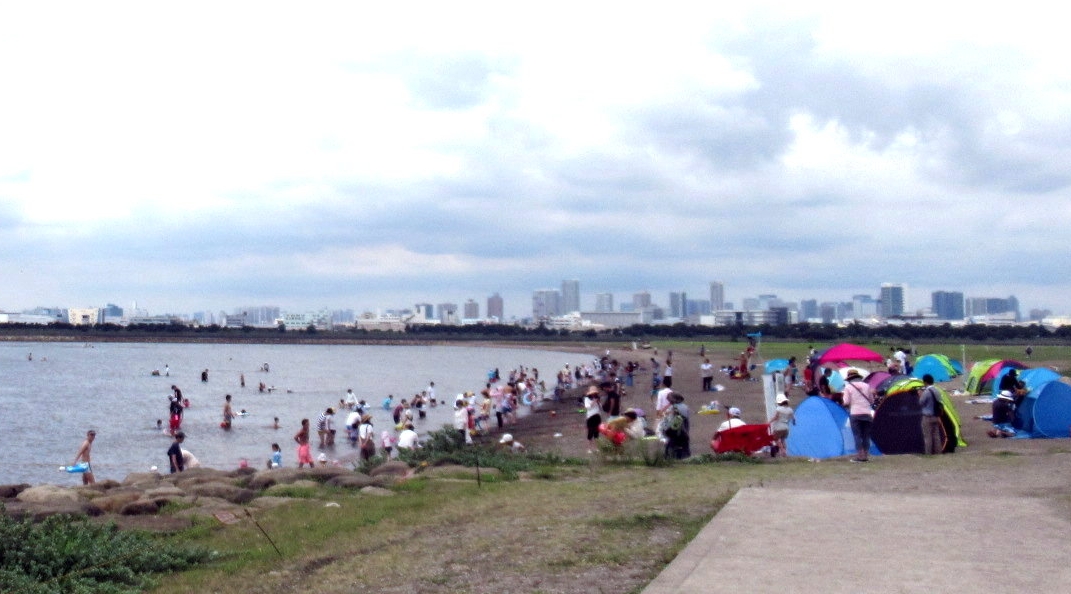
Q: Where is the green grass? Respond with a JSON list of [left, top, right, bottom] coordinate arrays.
[[150, 462, 790, 594]]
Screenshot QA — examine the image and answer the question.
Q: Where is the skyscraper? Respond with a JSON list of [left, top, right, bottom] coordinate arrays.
[[463, 299, 479, 319], [487, 293, 504, 321], [931, 291, 964, 320], [709, 281, 725, 311], [633, 291, 652, 309], [594, 292, 614, 313], [669, 291, 687, 318], [879, 283, 906, 318], [532, 289, 562, 319], [561, 279, 580, 314]]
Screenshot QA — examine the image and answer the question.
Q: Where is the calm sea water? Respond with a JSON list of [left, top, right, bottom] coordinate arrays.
[[0, 341, 582, 486]]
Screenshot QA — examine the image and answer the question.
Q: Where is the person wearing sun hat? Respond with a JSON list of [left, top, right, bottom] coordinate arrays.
[[842, 369, 875, 462], [768, 393, 794, 457], [988, 390, 1017, 438], [584, 384, 603, 446]]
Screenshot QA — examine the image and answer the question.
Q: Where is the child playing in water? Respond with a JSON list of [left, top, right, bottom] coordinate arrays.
[[270, 443, 282, 468]]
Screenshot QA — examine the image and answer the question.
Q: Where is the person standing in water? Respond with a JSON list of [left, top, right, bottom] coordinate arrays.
[[222, 394, 235, 429], [294, 419, 313, 468], [72, 430, 96, 484]]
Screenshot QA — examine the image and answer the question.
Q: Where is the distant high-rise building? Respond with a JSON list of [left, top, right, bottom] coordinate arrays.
[[463, 299, 479, 319], [879, 283, 906, 318], [561, 280, 580, 314], [487, 293, 504, 320], [852, 295, 878, 319], [633, 291, 652, 309], [437, 303, 458, 324], [687, 299, 711, 316], [532, 289, 562, 319], [709, 281, 725, 311], [594, 292, 614, 313], [415, 303, 434, 319], [931, 291, 964, 320], [800, 299, 818, 320], [966, 296, 1020, 321], [669, 291, 687, 318]]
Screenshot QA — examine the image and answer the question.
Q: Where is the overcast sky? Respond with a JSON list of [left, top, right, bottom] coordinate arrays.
[[2, 2, 1069, 319]]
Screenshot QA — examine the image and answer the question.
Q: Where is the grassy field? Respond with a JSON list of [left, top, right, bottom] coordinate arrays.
[[151, 459, 815, 594]]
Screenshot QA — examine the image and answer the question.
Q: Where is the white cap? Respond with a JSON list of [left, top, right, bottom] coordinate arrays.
[[500, 433, 514, 444], [729, 407, 741, 417]]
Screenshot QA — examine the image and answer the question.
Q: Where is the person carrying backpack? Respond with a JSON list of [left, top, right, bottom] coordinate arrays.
[[918, 374, 943, 455]]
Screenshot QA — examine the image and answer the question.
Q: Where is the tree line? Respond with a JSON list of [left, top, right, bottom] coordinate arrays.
[[0, 320, 1066, 344]]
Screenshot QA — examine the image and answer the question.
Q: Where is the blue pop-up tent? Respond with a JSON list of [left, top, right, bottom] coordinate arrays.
[[786, 396, 881, 459], [1014, 379, 1071, 438]]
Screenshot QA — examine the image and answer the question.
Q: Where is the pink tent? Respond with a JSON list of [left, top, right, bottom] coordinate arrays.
[[980, 360, 1027, 383], [866, 371, 892, 390], [814, 343, 884, 364]]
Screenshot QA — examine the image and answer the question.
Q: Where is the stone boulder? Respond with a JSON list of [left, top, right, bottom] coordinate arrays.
[[302, 467, 351, 483], [369, 461, 412, 478], [119, 499, 161, 516], [144, 485, 186, 499], [0, 483, 30, 499], [16, 485, 81, 504], [92, 491, 143, 514], [185, 482, 257, 505], [122, 472, 162, 487], [326, 474, 375, 489], [264, 480, 320, 496]]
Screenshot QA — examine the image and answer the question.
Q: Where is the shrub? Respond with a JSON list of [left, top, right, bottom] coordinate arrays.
[[0, 506, 211, 593]]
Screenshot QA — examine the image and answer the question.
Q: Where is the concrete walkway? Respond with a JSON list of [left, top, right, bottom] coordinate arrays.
[[643, 487, 1071, 593]]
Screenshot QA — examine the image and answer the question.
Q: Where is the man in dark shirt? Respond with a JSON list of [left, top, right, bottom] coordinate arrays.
[[168, 432, 186, 473]]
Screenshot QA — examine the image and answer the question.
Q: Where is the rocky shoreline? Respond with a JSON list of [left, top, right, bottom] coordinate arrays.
[[0, 461, 499, 531]]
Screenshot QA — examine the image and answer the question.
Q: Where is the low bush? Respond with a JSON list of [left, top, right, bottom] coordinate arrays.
[[0, 506, 211, 593]]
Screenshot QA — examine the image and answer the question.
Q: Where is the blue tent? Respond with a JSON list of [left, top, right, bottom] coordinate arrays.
[[1015, 379, 1071, 438], [786, 396, 881, 459], [1018, 368, 1061, 392], [912, 355, 957, 382]]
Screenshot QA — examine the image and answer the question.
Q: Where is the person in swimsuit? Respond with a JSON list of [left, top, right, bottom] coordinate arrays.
[[294, 419, 313, 468], [72, 429, 96, 485]]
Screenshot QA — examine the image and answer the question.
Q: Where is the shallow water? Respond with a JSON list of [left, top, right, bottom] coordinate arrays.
[[0, 341, 581, 485]]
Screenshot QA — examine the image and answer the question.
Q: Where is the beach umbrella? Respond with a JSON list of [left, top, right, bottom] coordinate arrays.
[[764, 359, 790, 374]]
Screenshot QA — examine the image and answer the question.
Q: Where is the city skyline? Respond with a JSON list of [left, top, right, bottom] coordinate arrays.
[[3, 6, 1070, 317], [5, 278, 1042, 324]]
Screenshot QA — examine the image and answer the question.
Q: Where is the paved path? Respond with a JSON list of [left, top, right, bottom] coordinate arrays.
[[643, 487, 1071, 593]]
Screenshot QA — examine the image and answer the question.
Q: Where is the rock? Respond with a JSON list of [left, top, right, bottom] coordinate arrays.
[[0, 483, 30, 499], [16, 485, 80, 504], [369, 461, 411, 478], [326, 474, 375, 489], [122, 472, 162, 487], [144, 485, 186, 499], [78, 479, 122, 493], [185, 482, 257, 504], [264, 480, 320, 495], [92, 491, 143, 513], [226, 466, 258, 479], [302, 467, 350, 482], [360, 486, 395, 497], [5, 500, 102, 521], [120, 499, 162, 516]]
